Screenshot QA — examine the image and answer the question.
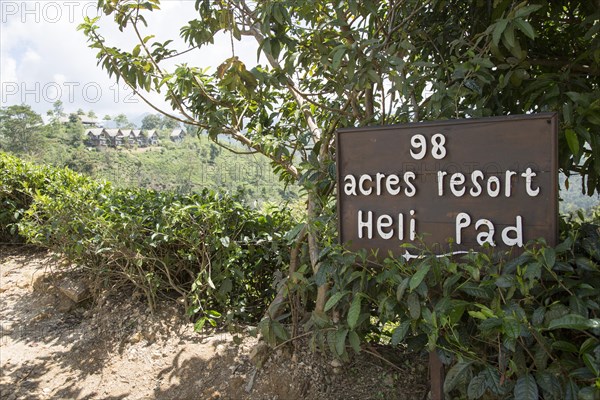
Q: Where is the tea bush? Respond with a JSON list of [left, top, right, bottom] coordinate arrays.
[[1, 152, 294, 324], [316, 214, 600, 399]]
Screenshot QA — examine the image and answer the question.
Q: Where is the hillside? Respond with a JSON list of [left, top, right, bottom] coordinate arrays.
[[29, 129, 299, 205]]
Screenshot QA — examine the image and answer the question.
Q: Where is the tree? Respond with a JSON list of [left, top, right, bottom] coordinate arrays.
[[65, 113, 84, 147], [161, 115, 180, 130], [88, 110, 97, 119], [113, 113, 129, 128], [141, 113, 162, 130], [47, 100, 65, 123], [45, 100, 66, 139], [0, 104, 44, 154], [142, 113, 181, 130], [80, 0, 598, 317]]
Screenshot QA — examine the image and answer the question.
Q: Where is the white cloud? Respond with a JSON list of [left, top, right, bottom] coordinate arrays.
[[23, 48, 41, 63], [0, 56, 18, 83], [0, 0, 259, 121]]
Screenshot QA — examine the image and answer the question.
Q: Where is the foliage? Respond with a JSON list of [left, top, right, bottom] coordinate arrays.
[[141, 113, 181, 130], [313, 216, 600, 399], [113, 113, 136, 128], [74, 3, 600, 391], [1, 152, 295, 325], [0, 104, 44, 154], [78, 0, 600, 321], [17, 124, 299, 203]]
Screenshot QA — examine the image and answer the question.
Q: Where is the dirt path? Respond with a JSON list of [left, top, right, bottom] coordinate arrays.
[[0, 246, 428, 399]]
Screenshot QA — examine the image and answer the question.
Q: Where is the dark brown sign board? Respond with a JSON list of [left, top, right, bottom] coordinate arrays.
[[336, 113, 558, 260]]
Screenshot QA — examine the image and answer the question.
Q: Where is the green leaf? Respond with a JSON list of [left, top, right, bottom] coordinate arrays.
[[467, 372, 488, 399], [514, 374, 539, 400], [514, 18, 536, 40], [565, 129, 580, 157], [219, 236, 230, 247], [503, 317, 521, 339], [391, 320, 411, 345], [542, 247, 556, 269], [348, 330, 361, 354], [335, 328, 348, 356], [502, 24, 516, 49], [492, 19, 509, 47], [324, 291, 347, 312], [407, 292, 421, 320], [409, 262, 431, 291], [444, 361, 472, 394], [194, 317, 207, 332], [547, 314, 595, 331], [582, 353, 600, 376], [347, 295, 361, 330], [396, 277, 410, 301], [331, 46, 346, 71], [535, 371, 562, 400], [514, 4, 542, 18], [284, 222, 305, 243]]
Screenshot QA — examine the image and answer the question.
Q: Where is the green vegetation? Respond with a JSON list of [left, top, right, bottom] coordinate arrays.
[[2, 0, 598, 398], [0, 104, 297, 204], [80, 0, 600, 325], [2, 152, 598, 399], [50, 138, 298, 203], [1, 152, 294, 326], [315, 214, 600, 399]]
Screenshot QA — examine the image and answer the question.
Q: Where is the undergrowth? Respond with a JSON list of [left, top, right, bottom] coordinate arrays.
[[0, 151, 294, 326]]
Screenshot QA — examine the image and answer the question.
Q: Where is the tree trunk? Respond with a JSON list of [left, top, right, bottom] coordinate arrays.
[[307, 191, 328, 313]]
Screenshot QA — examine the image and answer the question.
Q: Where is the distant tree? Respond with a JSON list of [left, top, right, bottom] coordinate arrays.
[[68, 113, 80, 123], [88, 110, 97, 119], [47, 100, 65, 123], [113, 114, 135, 128], [63, 113, 84, 147], [0, 104, 44, 154], [76, 108, 85, 116], [45, 100, 66, 139], [161, 115, 180, 130], [141, 114, 162, 130], [142, 113, 181, 131]]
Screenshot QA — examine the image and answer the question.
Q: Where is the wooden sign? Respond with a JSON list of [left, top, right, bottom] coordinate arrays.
[[336, 113, 558, 260]]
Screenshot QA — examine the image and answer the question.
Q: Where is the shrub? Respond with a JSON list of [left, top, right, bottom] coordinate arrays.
[[319, 214, 600, 399], [1, 152, 294, 325]]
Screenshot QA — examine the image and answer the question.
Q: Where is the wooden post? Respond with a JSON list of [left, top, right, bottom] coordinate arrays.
[[429, 350, 445, 400]]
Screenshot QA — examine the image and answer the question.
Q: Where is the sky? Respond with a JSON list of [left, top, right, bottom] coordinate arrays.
[[0, 0, 259, 121]]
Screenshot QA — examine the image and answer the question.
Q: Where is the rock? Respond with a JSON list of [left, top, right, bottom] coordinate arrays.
[[330, 359, 343, 368], [249, 342, 269, 366], [58, 278, 89, 303], [129, 331, 143, 344], [30, 311, 52, 322], [143, 331, 156, 343], [56, 296, 77, 313], [30, 270, 50, 292]]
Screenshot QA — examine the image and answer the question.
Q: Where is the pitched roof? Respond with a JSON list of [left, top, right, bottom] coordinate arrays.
[[85, 128, 104, 136], [104, 129, 121, 137]]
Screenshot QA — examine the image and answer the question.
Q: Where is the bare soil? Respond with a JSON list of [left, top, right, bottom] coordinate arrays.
[[0, 245, 429, 400]]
